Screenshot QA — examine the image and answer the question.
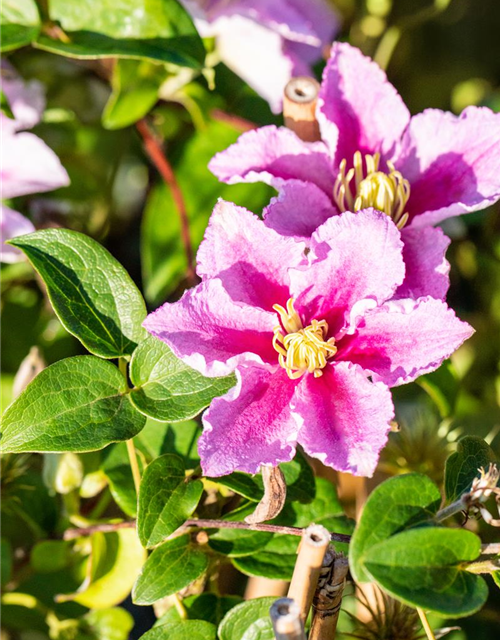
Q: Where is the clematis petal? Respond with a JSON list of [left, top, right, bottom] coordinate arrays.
[[209, 0, 324, 46], [143, 278, 277, 377], [338, 297, 474, 387], [197, 199, 306, 309], [263, 179, 336, 240], [209, 125, 334, 195], [318, 42, 410, 164], [215, 17, 296, 114], [1, 60, 45, 132], [2, 129, 70, 199], [396, 226, 450, 300], [1, 205, 35, 264], [290, 209, 405, 335], [396, 107, 500, 227], [200, 365, 299, 476], [294, 362, 394, 477]]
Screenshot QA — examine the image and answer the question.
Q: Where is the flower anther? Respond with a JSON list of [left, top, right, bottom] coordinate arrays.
[[272, 298, 337, 379], [333, 151, 410, 229]]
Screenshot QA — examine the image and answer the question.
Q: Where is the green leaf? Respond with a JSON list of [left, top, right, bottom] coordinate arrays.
[[9, 229, 147, 358], [232, 535, 299, 581], [0, 0, 40, 52], [417, 360, 459, 418], [218, 597, 276, 640], [214, 452, 316, 504], [141, 119, 275, 305], [233, 515, 353, 581], [364, 527, 488, 617], [36, 0, 205, 68], [136, 418, 200, 467], [156, 594, 242, 627], [141, 621, 216, 640], [1, 89, 15, 119], [444, 436, 497, 503], [65, 529, 146, 609], [130, 335, 235, 422], [138, 454, 203, 548], [102, 59, 168, 130], [31, 540, 72, 573], [350, 473, 442, 583], [133, 534, 208, 605], [1, 538, 12, 587], [1, 356, 146, 453], [208, 504, 273, 558], [83, 608, 134, 640]]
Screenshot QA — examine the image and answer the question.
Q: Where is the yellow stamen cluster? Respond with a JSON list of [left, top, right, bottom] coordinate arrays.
[[333, 151, 410, 229], [272, 298, 337, 380]]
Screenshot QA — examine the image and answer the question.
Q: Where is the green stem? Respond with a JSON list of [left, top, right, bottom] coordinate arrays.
[[435, 496, 467, 522], [126, 439, 141, 496]]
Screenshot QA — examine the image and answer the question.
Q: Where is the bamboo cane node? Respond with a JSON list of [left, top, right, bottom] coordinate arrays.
[[270, 597, 306, 640], [283, 76, 321, 142]]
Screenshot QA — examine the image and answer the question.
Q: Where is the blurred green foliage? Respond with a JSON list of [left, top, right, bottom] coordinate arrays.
[[2, 1, 500, 639]]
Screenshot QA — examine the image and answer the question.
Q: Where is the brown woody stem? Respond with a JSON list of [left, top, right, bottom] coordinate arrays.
[[63, 518, 352, 543]]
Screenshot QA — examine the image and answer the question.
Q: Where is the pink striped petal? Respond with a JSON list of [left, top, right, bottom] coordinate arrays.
[[318, 42, 410, 164], [197, 199, 306, 309], [143, 278, 277, 377], [338, 297, 474, 387], [200, 365, 298, 476], [290, 209, 405, 335], [209, 125, 334, 195], [263, 180, 336, 240], [294, 362, 394, 476], [396, 226, 450, 300], [397, 107, 500, 227]]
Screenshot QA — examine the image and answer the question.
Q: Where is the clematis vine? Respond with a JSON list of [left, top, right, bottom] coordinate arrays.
[[210, 42, 500, 301], [1, 62, 69, 263], [179, 0, 339, 113], [144, 201, 473, 478]]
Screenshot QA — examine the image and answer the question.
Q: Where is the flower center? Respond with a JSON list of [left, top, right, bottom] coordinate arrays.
[[272, 298, 337, 380], [333, 151, 410, 229]]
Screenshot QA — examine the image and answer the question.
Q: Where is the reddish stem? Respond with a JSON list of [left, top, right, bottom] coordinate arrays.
[[136, 118, 196, 284]]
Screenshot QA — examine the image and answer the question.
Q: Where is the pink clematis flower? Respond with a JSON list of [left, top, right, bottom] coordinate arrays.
[[180, 0, 339, 113], [210, 42, 500, 301], [1, 62, 69, 262], [144, 201, 473, 478]]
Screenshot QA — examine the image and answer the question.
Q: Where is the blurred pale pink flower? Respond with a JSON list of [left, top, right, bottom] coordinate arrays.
[[144, 201, 472, 477], [1, 62, 69, 262], [180, 0, 339, 113], [210, 42, 500, 300]]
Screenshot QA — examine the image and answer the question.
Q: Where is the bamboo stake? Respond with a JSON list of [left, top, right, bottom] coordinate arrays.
[[309, 549, 349, 640], [270, 598, 306, 640], [283, 77, 321, 142], [287, 524, 330, 622]]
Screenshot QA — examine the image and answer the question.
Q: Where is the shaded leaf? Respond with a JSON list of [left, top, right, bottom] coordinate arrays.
[[155, 593, 242, 627], [10, 229, 147, 358], [1, 357, 146, 453], [444, 436, 497, 503], [133, 534, 208, 605], [141, 620, 216, 640], [218, 597, 276, 640], [102, 59, 168, 130], [138, 454, 203, 548], [417, 360, 459, 418], [0, 0, 40, 52], [364, 527, 488, 617], [130, 335, 235, 422], [36, 0, 205, 68], [350, 473, 442, 583], [83, 608, 134, 640]]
